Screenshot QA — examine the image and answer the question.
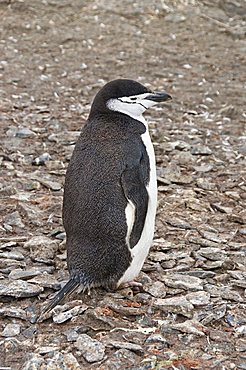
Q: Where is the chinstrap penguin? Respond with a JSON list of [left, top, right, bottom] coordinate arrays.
[[41, 79, 171, 316]]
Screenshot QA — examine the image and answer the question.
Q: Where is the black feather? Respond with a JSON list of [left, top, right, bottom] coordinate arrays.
[[39, 278, 80, 318]]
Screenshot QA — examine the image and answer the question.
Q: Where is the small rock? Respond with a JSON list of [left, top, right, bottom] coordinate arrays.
[[32, 152, 51, 166], [166, 218, 193, 229], [53, 305, 88, 324], [200, 304, 227, 325], [0, 306, 27, 320], [75, 334, 105, 363], [103, 349, 140, 370], [161, 259, 177, 269], [22, 353, 45, 370], [9, 266, 54, 280], [144, 281, 166, 298], [108, 302, 144, 316], [0, 250, 25, 261], [3, 211, 25, 228], [36, 177, 62, 191], [37, 346, 60, 355], [182, 270, 216, 279], [24, 236, 59, 263], [196, 178, 216, 190], [165, 13, 186, 22], [209, 328, 231, 342], [170, 319, 206, 336], [211, 203, 233, 214], [162, 274, 203, 291], [2, 323, 21, 337], [191, 145, 212, 155], [193, 164, 213, 172], [108, 340, 143, 354], [46, 351, 81, 369], [64, 328, 79, 342], [235, 325, 246, 335], [0, 279, 43, 298], [199, 231, 227, 243], [28, 274, 61, 290], [205, 284, 243, 302], [185, 291, 210, 306], [197, 247, 227, 261], [15, 127, 36, 138], [154, 296, 194, 317]]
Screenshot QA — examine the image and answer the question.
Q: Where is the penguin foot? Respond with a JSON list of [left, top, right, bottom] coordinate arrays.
[[119, 280, 143, 292]]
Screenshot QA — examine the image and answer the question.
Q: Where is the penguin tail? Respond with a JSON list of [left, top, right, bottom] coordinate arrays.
[[39, 278, 80, 319]]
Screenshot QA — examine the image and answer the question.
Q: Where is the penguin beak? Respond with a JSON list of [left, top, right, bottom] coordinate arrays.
[[145, 92, 172, 102]]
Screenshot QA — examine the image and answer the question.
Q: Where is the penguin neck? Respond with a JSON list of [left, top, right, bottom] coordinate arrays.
[[117, 110, 148, 130]]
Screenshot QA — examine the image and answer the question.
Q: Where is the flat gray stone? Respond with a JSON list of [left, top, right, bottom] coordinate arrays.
[[75, 334, 105, 363], [3, 211, 25, 228], [154, 296, 194, 317], [1, 323, 21, 337], [24, 236, 59, 263], [22, 353, 45, 370], [0, 280, 43, 298], [170, 319, 205, 336], [197, 247, 227, 261], [46, 352, 81, 369], [144, 281, 167, 298], [0, 306, 27, 320], [53, 305, 88, 324], [162, 274, 203, 291], [108, 340, 143, 354], [9, 266, 55, 280], [186, 291, 210, 306]]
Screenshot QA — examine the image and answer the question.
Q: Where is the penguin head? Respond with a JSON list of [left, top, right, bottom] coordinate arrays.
[[89, 79, 171, 120]]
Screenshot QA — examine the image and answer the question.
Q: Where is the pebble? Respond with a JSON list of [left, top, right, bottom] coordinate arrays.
[[205, 284, 243, 302], [196, 177, 216, 190], [24, 236, 59, 263], [197, 247, 227, 261], [64, 328, 79, 342], [36, 346, 59, 354], [191, 145, 212, 155], [144, 281, 166, 298], [0, 250, 25, 261], [53, 305, 88, 324], [0, 279, 43, 297], [28, 274, 61, 290], [170, 319, 206, 336], [154, 296, 194, 317], [182, 270, 216, 279], [185, 291, 210, 306], [15, 127, 36, 138], [75, 334, 105, 363], [1, 323, 21, 337], [9, 266, 54, 280], [3, 211, 25, 228], [108, 340, 143, 354], [46, 352, 81, 369], [0, 306, 27, 320], [103, 349, 140, 370], [32, 152, 51, 166], [36, 177, 62, 191], [162, 273, 203, 291], [22, 353, 45, 369]]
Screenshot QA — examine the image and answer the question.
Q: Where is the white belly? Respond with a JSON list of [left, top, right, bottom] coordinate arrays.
[[118, 125, 157, 285]]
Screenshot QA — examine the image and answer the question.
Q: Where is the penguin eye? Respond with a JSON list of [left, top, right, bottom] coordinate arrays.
[[130, 97, 137, 101]]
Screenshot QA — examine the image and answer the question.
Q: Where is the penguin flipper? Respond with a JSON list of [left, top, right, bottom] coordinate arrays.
[[40, 278, 80, 318], [121, 163, 148, 248]]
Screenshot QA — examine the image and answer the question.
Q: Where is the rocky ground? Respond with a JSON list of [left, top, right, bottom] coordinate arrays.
[[0, 0, 245, 369]]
